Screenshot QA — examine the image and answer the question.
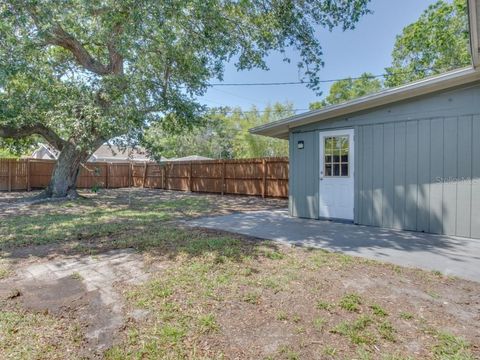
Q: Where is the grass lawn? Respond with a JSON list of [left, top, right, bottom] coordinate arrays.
[[0, 189, 478, 359]]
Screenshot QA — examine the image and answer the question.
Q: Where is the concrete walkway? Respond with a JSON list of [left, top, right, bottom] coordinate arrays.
[[188, 210, 480, 282]]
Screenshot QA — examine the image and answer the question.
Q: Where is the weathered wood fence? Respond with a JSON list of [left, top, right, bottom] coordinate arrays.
[[0, 158, 288, 198]]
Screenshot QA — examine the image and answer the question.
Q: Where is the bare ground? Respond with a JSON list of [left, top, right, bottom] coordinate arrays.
[[0, 189, 479, 359]]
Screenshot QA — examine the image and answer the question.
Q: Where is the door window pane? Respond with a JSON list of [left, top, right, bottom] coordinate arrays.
[[324, 135, 349, 177], [333, 164, 340, 176], [325, 164, 332, 176]]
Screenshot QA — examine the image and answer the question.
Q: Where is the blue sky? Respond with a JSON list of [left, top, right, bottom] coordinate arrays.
[[200, 0, 439, 112]]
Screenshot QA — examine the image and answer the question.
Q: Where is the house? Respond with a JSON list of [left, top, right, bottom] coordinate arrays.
[[31, 143, 58, 160], [31, 143, 157, 162], [88, 144, 152, 163], [250, 0, 480, 239]]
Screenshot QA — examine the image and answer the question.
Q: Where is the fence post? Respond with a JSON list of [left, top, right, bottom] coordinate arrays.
[[164, 164, 168, 190], [143, 162, 148, 188], [221, 160, 226, 195], [128, 162, 132, 187], [189, 161, 193, 192], [162, 165, 165, 189], [105, 163, 109, 189], [7, 159, 12, 192], [262, 158, 266, 198], [26, 158, 31, 192]]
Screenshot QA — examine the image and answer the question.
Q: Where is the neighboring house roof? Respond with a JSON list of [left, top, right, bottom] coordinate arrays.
[[171, 155, 213, 162], [31, 143, 154, 162], [251, 0, 480, 140], [469, 0, 480, 68], [31, 143, 59, 159], [89, 144, 152, 162]]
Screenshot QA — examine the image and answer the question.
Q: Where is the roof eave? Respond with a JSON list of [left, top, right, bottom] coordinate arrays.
[[250, 67, 480, 139]]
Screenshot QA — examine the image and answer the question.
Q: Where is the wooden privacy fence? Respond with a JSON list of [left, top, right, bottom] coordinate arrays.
[[0, 158, 288, 198]]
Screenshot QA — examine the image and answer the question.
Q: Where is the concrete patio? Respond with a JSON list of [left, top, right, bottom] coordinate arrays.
[[188, 210, 480, 282]]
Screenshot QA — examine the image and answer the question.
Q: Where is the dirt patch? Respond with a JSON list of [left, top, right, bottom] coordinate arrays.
[[12, 276, 91, 314], [1, 249, 150, 357]]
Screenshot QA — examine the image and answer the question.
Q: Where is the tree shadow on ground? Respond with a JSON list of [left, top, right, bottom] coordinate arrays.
[[1, 225, 280, 267]]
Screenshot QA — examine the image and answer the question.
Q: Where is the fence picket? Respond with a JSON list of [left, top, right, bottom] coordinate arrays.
[[0, 157, 288, 198]]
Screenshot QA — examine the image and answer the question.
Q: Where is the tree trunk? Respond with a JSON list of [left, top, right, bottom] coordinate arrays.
[[44, 144, 88, 198]]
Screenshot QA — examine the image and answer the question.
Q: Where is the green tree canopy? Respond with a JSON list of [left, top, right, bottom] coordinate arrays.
[[144, 103, 291, 160], [309, 72, 382, 110], [385, 0, 470, 87], [309, 0, 471, 110], [0, 0, 370, 198], [143, 113, 235, 160]]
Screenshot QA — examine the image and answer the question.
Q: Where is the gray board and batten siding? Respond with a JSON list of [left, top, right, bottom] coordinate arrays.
[[289, 82, 480, 238]]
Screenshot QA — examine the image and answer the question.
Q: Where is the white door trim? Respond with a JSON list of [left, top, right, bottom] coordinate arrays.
[[319, 128, 355, 220]]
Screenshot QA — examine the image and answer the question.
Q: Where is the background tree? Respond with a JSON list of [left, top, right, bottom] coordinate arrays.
[[143, 112, 235, 160], [309, 72, 382, 110], [226, 103, 292, 158], [0, 0, 371, 198], [309, 0, 470, 110], [385, 0, 470, 87], [144, 103, 291, 159]]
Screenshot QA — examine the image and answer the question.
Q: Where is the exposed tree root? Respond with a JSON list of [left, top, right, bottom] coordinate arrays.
[[18, 189, 82, 205]]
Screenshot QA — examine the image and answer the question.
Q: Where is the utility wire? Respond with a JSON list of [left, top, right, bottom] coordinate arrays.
[[208, 67, 438, 86], [208, 107, 310, 114]]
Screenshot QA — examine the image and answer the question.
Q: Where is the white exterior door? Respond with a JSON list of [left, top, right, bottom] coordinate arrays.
[[319, 129, 355, 220]]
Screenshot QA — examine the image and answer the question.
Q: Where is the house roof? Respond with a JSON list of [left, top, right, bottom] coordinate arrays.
[[90, 144, 151, 161], [31, 143, 59, 159], [171, 155, 213, 162], [250, 67, 480, 139], [250, 0, 480, 140]]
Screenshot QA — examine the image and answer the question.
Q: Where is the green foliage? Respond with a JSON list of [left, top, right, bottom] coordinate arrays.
[[310, 0, 470, 110], [0, 0, 371, 155], [339, 293, 362, 312], [370, 304, 388, 317], [0, 148, 17, 158], [198, 314, 218, 333], [433, 331, 474, 359], [385, 0, 470, 87], [400, 312, 414, 320], [142, 115, 234, 160], [309, 73, 382, 109], [378, 320, 396, 342], [91, 184, 100, 193], [331, 315, 375, 345], [243, 292, 261, 304], [317, 300, 334, 311], [143, 103, 291, 159], [0, 137, 37, 158]]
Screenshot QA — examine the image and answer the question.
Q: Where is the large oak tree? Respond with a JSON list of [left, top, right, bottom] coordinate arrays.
[[0, 0, 370, 198]]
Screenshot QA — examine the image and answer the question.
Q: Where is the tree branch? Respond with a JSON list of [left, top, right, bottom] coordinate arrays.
[[106, 23, 124, 75], [47, 25, 112, 75], [0, 124, 66, 151], [16, 1, 124, 76]]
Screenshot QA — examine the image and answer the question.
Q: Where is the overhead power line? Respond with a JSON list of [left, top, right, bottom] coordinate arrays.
[[208, 67, 439, 87], [207, 107, 310, 114]]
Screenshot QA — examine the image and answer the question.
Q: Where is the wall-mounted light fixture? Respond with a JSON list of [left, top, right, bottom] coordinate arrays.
[[297, 140, 304, 149]]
